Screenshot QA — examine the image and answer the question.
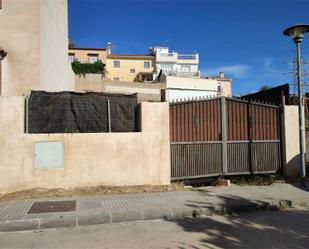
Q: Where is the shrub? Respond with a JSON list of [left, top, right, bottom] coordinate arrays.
[[71, 61, 107, 77]]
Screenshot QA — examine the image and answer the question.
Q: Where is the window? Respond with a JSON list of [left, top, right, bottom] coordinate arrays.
[[113, 60, 120, 68], [217, 84, 222, 94], [130, 69, 135, 73], [113, 77, 120, 81], [144, 61, 150, 68], [68, 53, 75, 63], [88, 54, 98, 63]]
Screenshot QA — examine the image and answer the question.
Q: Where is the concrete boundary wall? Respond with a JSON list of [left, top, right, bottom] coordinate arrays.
[[0, 97, 170, 194], [281, 105, 301, 177]]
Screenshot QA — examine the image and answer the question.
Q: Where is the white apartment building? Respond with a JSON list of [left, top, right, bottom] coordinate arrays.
[[151, 47, 200, 78]]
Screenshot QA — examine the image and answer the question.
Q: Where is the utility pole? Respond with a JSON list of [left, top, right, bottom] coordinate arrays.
[[285, 58, 308, 95]]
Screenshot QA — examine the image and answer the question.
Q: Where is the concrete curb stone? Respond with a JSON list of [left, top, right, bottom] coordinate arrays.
[[142, 209, 173, 220], [111, 211, 143, 223], [78, 213, 111, 227], [39, 216, 76, 230], [0, 219, 39, 232]]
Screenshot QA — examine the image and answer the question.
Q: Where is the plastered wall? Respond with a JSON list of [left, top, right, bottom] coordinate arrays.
[[0, 97, 170, 194], [282, 105, 301, 177], [0, 0, 74, 95]]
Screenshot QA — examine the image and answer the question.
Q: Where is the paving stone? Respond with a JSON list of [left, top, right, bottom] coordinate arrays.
[[0, 200, 33, 221]]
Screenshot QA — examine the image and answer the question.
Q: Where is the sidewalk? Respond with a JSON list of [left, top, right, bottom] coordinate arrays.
[[0, 183, 308, 232]]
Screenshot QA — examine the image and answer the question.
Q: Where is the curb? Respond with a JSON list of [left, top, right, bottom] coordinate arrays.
[[0, 198, 308, 233]]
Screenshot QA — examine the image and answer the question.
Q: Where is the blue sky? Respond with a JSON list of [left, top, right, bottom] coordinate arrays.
[[69, 0, 309, 96]]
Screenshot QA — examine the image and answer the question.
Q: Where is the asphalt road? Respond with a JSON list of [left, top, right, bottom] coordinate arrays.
[[0, 209, 309, 249]]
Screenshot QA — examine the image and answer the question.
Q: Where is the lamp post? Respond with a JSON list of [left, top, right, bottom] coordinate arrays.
[[0, 47, 7, 61], [283, 24, 309, 187]]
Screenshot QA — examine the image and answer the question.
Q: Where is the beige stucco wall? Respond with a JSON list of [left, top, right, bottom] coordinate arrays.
[[0, 0, 74, 95], [106, 56, 155, 81], [75, 74, 163, 102], [0, 97, 170, 194], [0, 0, 40, 95], [69, 48, 107, 63], [40, 0, 74, 92], [218, 79, 232, 97], [282, 105, 301, 177]]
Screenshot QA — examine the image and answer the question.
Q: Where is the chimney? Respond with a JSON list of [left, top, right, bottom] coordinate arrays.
[[107, 42, 112, 55], [219, 71, 224, 78]]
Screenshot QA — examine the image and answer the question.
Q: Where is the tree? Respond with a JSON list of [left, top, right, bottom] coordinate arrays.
[[260, 85, 271, 91]]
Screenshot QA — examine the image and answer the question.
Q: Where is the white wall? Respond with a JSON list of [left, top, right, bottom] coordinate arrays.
[[166, 89, 217, 102], [165, 76, 217, 91]]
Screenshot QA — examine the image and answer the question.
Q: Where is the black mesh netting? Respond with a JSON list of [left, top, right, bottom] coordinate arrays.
[[28, 91, 138, 133]]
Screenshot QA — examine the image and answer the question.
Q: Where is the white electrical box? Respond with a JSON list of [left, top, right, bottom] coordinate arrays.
[[34, 141, 64, 168]]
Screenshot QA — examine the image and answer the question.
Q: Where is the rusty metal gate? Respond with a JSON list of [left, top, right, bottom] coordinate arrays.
[[170, 97, 281, 180]]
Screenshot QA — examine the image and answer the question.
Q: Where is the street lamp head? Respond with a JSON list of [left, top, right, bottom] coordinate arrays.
[[283, 24, 309, 43], [0, 47, 7, 61]]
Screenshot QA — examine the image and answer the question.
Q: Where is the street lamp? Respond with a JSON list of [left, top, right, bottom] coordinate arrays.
[[0, 47, 7, 61], [283, 24, 309, 187]]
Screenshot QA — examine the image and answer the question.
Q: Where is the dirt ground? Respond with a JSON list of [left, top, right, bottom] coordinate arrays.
[[0, 184, 190, 202], [1, 175, 305, 203]]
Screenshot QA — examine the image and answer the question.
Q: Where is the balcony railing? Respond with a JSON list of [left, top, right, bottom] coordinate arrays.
[[177, 54, 197, 60], [165, 71, 200, 77], [158, 53, 175, 57]]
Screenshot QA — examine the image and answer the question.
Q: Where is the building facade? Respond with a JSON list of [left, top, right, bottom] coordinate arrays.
[[68, 47, 107, 64], [68, 43, 155, 82], [151, 47, 200, 78], [0, 0, 74, 96], [67, 44, 231, 97], [106, 54, 155, 82]]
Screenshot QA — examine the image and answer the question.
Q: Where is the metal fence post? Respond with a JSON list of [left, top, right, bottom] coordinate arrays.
[[25, 95, 29, 134], [221, 97, 228, 174], [107, 99, 111, 132]]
